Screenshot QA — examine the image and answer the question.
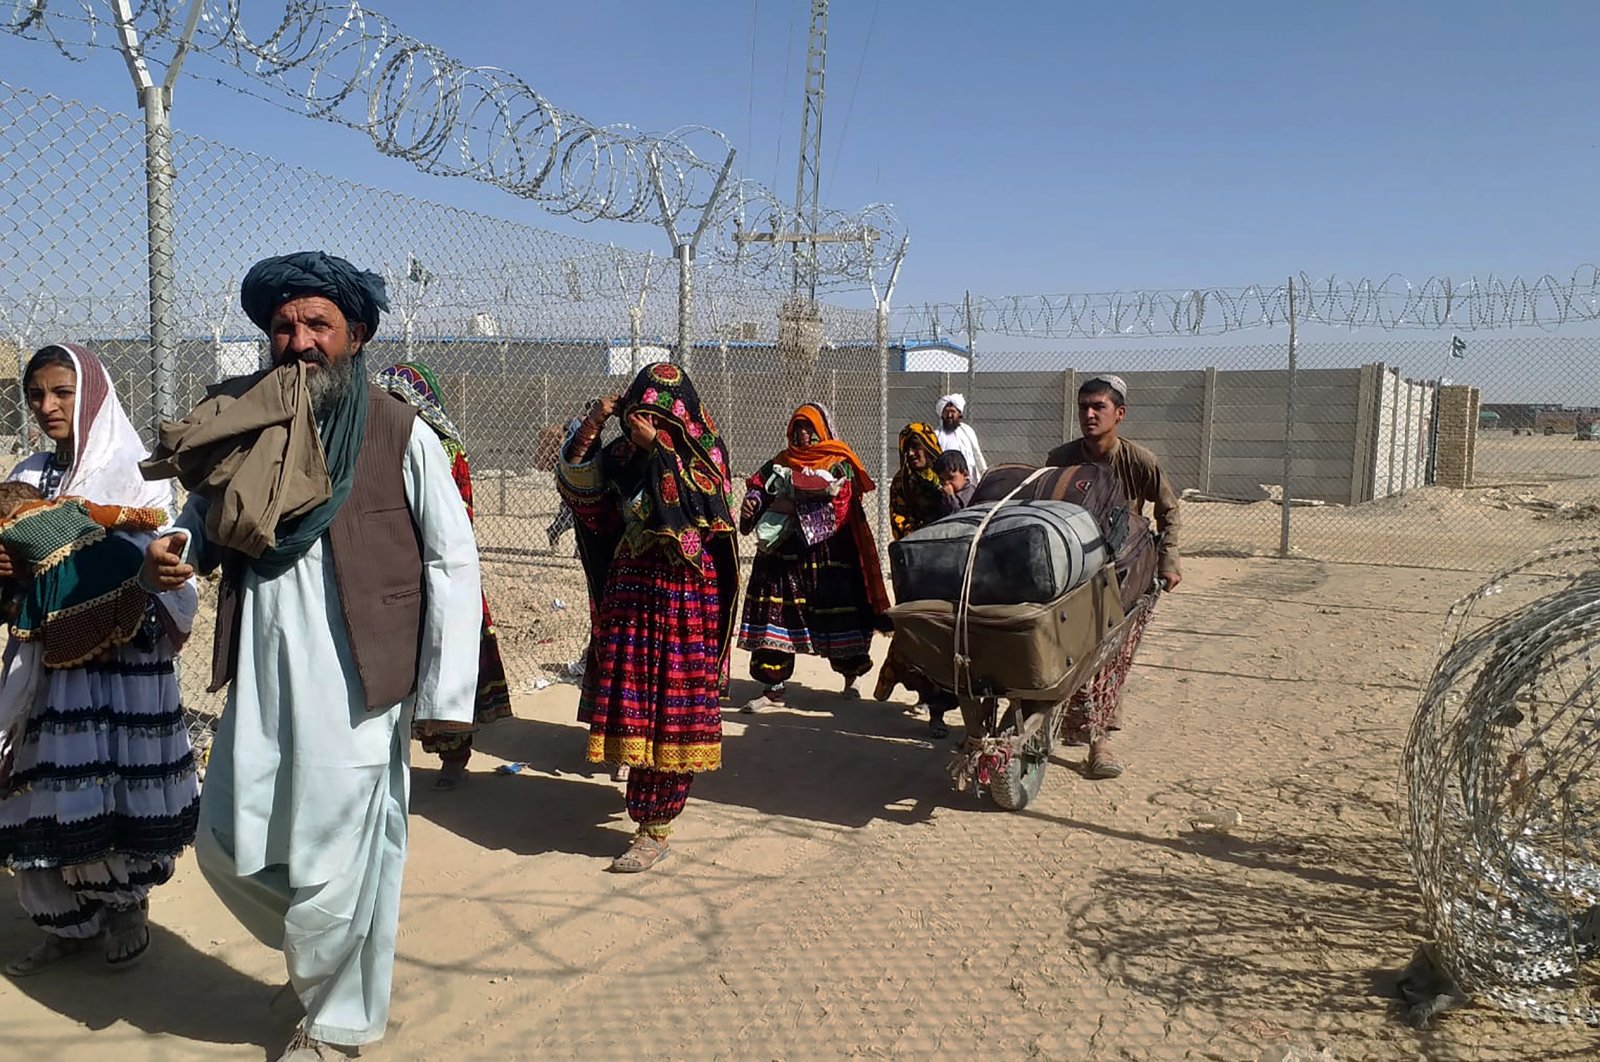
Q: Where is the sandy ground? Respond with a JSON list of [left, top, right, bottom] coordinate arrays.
[[5, 554, 1599, 1060]]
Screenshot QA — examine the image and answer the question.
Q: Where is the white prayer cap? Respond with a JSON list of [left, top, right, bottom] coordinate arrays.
[[937, 393, 966, 418], [1081, 375, 1128, 403]]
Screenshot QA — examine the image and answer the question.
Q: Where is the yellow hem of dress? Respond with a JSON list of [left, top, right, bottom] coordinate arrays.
[[586, 734, 721, 772]]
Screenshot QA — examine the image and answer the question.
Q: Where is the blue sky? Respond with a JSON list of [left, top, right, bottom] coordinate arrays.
[[2, 0, 1596, 322]]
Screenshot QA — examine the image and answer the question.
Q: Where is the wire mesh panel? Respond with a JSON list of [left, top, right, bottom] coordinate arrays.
[[972, 335, 1600, 572], [0, 81, 883, 731], [972, 345, 1293, 561]]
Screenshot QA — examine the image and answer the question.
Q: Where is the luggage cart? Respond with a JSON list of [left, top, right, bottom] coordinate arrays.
[[886, 467, 1164, 811]]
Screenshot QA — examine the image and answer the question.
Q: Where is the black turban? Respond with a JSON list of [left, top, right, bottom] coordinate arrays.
[[240, 251, 390, 335]]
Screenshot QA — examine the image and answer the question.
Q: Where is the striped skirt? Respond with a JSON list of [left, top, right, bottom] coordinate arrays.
[[578, 543, 723, 773], [738, 528, 876, 661], [0, 643, 199, 870]]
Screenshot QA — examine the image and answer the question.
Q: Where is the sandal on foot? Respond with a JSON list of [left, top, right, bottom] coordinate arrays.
[[840, 686, 862, 701], [5, 934, 95, 977], [609, 834, 670, 873], [928, 717, 951, 740], [106, 902, 151, 967], [434, 761, 468, 790], [1086, 744, 1125, 779], [277, 1027, 332, 1062], [739, 694, 781, 714], [610, 763, 630, 783]]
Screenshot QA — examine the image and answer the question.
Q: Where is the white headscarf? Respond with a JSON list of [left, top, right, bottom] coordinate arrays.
[[41, 343, 175, 514], [937, 393, 966, 420], [21, 343, 195, 634]]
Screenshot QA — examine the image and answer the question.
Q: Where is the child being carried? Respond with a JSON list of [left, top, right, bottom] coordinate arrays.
[[0, 481, 167, 668]]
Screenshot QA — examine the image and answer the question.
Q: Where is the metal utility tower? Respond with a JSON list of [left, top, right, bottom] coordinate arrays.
[[791, 0, 829, 302], [734, 0, 874, 292]]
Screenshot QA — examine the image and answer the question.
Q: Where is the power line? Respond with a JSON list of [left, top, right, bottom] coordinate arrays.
[[824, 0, 879, 204], [745, 0, 760, 172]]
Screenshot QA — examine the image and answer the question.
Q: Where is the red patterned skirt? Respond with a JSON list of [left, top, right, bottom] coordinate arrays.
[[1062, 599, 1157, 739], [578, 542, 723, 772]]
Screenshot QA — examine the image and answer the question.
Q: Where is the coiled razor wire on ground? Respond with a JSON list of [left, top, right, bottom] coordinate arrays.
[[896, 267, 1600, 339], [2, 0, 905, 290], [1402, 536, 1600, 1025]]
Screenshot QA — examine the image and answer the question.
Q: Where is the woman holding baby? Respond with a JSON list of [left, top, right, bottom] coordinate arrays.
[[736, 402, 890, 713], [0, 343, 199, 976]]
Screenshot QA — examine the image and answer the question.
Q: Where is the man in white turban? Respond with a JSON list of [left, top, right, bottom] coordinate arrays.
[[933, 393, 987, 481]]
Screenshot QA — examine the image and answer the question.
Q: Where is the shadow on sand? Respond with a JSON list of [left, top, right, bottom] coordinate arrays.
[[0, 873, 288, 1058]]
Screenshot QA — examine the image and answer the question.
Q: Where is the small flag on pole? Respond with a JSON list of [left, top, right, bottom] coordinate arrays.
[[1450, 335, 1467, 358]]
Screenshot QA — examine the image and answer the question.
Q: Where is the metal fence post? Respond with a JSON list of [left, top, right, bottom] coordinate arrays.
[[719, 338, 732, 444], [649, 148, 733, 370], [114, 0, 203, 433], [868, 237, 907, 555], [675, 242, 694, 369], [140, 84, 178, 432], [964, 290, 977, 414], [877, 300, 891, 550], [1279, 276, 1298, 557]]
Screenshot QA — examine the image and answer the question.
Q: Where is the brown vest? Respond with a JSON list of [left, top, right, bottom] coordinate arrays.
[[211, 387, 424, 710]]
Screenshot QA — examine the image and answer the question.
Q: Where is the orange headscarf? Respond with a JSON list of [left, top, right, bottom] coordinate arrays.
[[770, 402, 889, 617], [775, 403, 876, 493]]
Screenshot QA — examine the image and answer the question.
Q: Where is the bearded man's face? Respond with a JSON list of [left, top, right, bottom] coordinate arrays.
[[268, 294, 367, 414]]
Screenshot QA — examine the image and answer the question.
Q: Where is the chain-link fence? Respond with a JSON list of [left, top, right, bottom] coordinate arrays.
[[0, 81, 884, 727], [9, 75, 1600, 735], [970, 335, 1600, 571]]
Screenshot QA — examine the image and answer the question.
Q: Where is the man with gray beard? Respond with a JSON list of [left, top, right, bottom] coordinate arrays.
[[141, 251, 482, 1060], [303, 343, 359, 415]]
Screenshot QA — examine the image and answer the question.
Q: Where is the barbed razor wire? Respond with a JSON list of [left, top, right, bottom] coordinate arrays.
[[2, 0, 905, 291], [1401, 536, 1600, 1026], [895, 267, 1600, 340]]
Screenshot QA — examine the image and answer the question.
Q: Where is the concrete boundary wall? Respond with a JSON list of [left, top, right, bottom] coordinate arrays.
[[260, 360, 1453, 511], [908, 364, 1442, 505]]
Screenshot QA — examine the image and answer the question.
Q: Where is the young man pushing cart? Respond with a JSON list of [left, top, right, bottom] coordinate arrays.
[[1045, 374, 1182, 779]]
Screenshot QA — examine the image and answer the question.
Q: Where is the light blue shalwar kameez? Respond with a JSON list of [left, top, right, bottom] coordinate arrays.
[[176, 420, 481, 1047]]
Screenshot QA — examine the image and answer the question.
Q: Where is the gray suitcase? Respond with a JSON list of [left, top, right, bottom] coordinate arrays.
[[889, 499, 1109, 606]]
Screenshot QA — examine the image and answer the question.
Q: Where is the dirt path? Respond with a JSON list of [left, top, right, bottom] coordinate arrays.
[[3, 556, 1595, 1060]]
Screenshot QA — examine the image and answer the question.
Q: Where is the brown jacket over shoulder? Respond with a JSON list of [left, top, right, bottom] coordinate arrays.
[[140, 362, 330, 559], [208, 387, 425, 710]]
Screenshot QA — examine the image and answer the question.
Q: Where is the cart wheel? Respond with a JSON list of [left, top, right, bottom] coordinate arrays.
[[989, 704, 1052, 811]]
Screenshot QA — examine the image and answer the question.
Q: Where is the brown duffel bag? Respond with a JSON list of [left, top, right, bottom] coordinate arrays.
[[886, 565, 1126, 700]]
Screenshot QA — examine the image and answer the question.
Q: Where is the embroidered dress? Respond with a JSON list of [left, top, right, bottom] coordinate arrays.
[[558, 363, 737, 835], [0, 344, 200, 941], [738, 403, 889, 685]]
